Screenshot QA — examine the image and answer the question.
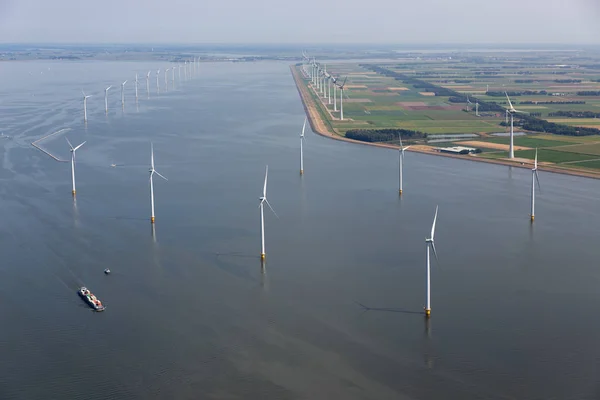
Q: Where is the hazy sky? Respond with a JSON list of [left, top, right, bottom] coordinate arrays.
[[0, 0, 599, 44]]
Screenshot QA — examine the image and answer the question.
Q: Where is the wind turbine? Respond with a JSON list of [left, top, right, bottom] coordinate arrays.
[[66, 137, 86, 196], [424, 206, 439, 318], [146, 71, 151, 98], [336, 77, 348, 120], [165, 68, 169, 90], [149, 143, 168, 224], [327, 74, 332, 104], [156, 69, 160, 93], [530, 149, 541, 222], [466, 95, 472, 112], [171, 67, 175, 87], [332, 76, 338, 111], [135, 73, 139, 101], [120, 80, 127, 107], [259, 165, 277, 260], [82, 91, 91, 123], [475, 101, 479, 116], [505, 92, 527, 159], [104, 85, 112, 114], [184, 61, 188, 80], [300, 117, 307, 175], [398, 136, 411, 195], [178, 64, 182, 81]]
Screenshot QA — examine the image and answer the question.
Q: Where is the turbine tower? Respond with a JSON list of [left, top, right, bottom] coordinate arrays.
[[259, 165, 277, 260], [104, 85, 112, 114], [82, 91, 91, 123], [505, 92, 526, 159], [332, 76, 338, 111], [146, 71, 151, 98], [149, 143, 168, 224], [156, 69, 160, 93], [120, 80, 127, 107], [336, 77, 348, 121], [66, 137, 86, 196], [398, 136, 411, 195], [424, 206, 439, 318], [135, 73, 139, 101], [530, 148, 541, 222], [165, 68, 169, 91], [300, 117, 307, 175]]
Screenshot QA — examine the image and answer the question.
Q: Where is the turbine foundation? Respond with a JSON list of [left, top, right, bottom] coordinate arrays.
[[151, 216, 155, 224], [260, 253, 265, 260], [399, 189, 403, 195], [530, 215, 535, 222], [72, 190, 76, 196], [300, 169, 303, 175], [425, 308, 431, 317]]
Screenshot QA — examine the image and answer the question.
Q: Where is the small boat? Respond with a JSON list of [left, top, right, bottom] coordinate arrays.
[[78, 287, 105, 312], [104, 268, 111, 275]]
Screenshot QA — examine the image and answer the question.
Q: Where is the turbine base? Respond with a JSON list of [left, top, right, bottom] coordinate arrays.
[[399, 189, 403, 195], [530, 215, 535, 222], [300, 170, 303, 175], [425, 308, 431, 317], [260, 253, 265, 260], [151, 216, 155, 224], [72, 190, 76, 196]]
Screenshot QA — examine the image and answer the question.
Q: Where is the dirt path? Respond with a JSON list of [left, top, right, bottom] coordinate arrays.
[[289, 66, 600, 181]]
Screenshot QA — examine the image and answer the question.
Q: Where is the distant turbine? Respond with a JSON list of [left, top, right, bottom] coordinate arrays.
[[300, 117, 307, 175], [336, 77, 348, 121], [165, 68, 169, 90], [259, 165, 277, 260], [398, 135, 411, 195], [156, 69, 160, 93], [171, 67, 175, 87], [82, 91, 92, 122], [178, 64, 182, 80], [424, 206, 439, 318], [66, 137, 86, 196], [120, 80, 127, 106], [332, 76, 338, 112], [146, 70, 151, 98], [505, 92, 527, 159], [149, 143, 168, 224], [184, 61, 188, 80], [530, 148, 541, 222], [104, 85, 112, 114], [135, 73, 139, 101]]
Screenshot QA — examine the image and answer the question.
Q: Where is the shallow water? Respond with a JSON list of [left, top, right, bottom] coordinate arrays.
[[0, 60, 599, 400]]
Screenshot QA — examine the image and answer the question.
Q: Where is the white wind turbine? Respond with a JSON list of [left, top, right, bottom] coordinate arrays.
[[424, 206, 439, 318], [530, 148, 541, 222], [184, 61, 188, 80], [156, 69, 160, 93], [135, 73, 139, 101], [171, 67, 175, 87], [66, 137, 86, 196], [398, 136, 411, 195], [178, 64, 182, 81], [505, 92, 526, 159], [336, 77, 348, 121], [165, 68, 169, 90], [120, 80, 127, 107], [149, 143, 168, 224], [259, 165, 277, 260], [82, 91, 92, 123], [146, 71, 151, 98], [300, 117, 307, 175], [104, 85, 112, 114], [331, 76, 338, 111]]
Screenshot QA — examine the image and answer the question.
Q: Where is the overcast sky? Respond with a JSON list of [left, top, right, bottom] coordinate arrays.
[[0, 0, 599, 44]]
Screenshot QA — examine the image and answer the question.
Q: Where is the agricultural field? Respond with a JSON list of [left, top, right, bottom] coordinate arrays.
[[297, 50, 600, 171]]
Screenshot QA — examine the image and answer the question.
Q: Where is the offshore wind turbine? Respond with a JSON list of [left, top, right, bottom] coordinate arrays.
[[178, 64, 182, 81], [149, 143, 168, 224], [146, 71, 151, 98], [135, 73, 139, 101], [300, 117, 307, 175], [120, 80, 127, 107], [505, 92, 527, 159], [184, 61, 188, 80], [104, 85, 112, 114], [66, 137, 86, 196], [398, 136, 411, 195], [259, 165, 277, 260], [156, 69, 160, 93], [171, 67, 175, 87], [165, 68, 169, 90], [530, 148, 541, 222], [82, 91, 91, 123], [424, 206, 439, 318]]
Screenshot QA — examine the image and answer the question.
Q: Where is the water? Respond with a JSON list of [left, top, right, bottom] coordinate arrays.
[[0, 60, 600, 400]]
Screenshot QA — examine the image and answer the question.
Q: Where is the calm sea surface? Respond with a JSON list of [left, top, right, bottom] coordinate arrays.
[[0, 60, 599, 400]]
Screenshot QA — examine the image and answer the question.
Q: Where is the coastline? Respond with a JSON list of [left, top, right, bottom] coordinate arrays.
[[290, 65, 600, 181]]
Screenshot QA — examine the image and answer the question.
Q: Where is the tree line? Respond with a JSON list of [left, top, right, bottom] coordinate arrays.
[[577, 91, 600, 96], [521, 100, 585, 105], [548, 110, 600, 118], [345, 129, 427, 143]]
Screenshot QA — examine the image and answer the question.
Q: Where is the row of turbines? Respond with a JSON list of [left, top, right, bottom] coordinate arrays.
[[295, 53, 543, 317], [82, 57, 202, 123], [301, 52, 350, 121]]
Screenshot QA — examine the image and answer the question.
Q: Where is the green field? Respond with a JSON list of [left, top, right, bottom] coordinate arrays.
[[513, 149, 598, 164], [483, 136, 576, 148]]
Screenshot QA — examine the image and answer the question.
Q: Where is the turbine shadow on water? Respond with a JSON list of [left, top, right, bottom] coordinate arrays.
[[354, 301, 424, 316]]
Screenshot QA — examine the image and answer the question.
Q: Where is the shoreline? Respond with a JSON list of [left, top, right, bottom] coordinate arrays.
[[290, 65, 600, 181]]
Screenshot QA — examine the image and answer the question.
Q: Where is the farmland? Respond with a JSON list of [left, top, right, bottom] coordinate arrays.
[[295, 49, 600, 174]]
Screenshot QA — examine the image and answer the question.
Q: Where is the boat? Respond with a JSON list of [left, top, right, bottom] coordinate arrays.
[[104, 268, 111, 275], [78, 287, 105, 311]]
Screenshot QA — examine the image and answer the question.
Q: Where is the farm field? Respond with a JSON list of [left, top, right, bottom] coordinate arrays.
[[297, 50, 600, 172]]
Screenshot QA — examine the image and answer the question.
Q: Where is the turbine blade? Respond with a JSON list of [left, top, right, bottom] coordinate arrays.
[[399, 135, 403, 148], [150, 143, 155, 169], [404, 145, 412, 151], [505, 92, 514, 110], [430, 205, 438, 240], [65, 137, 74, 150], [265, 198, 279, 219], [149, 170, 154, 183], [154, 170, 168, 181], [301, 117, 307, 137], [534, 148, 538, 169], [431, 241, 440, 265], [263, 165, 268, 198], [73, 141, 86, 151]]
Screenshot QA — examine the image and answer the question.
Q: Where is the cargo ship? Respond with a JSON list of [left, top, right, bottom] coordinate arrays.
[[78, 287, 105, 312]]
